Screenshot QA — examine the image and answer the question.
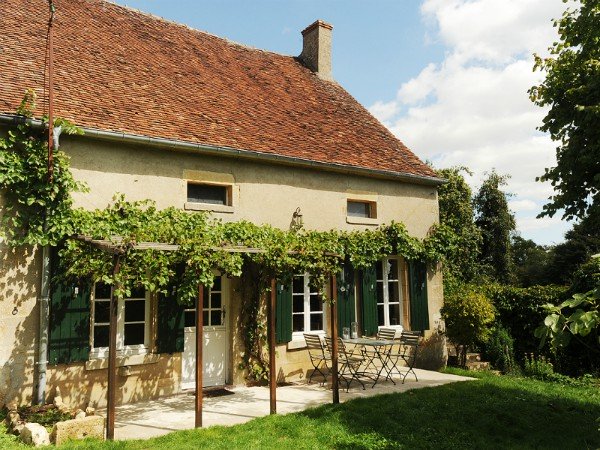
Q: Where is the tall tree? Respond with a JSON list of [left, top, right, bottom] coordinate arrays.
[[436, 167, 482, 283], [474, 171, 516, 283], [511, 235, 550, 287], [529, 0, 600, 222]]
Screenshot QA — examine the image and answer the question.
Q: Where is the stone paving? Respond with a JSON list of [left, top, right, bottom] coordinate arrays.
[[104, 369, 473, 440]]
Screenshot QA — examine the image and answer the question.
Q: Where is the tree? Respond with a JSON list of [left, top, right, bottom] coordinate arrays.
[[511, 235, 550, 287], [436, 167, 482, 283], [545, 214, 600, 284], [529, 0, 600, 222], [474, 171, 516, 283]]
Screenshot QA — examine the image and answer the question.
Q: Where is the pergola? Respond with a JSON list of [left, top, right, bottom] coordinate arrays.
[[74, 235, 342, 440]]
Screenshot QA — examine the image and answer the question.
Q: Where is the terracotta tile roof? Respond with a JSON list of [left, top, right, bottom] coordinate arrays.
[[0, 0, 437, 181]]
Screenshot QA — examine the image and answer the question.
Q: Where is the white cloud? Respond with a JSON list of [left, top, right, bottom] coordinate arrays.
[[369, 0, 570, 244]]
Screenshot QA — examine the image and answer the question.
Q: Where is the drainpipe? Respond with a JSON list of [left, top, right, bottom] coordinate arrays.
[[37, 0, 56, 405]]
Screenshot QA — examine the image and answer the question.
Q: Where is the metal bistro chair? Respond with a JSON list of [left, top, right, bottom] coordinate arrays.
[[304, 333, 331, 384], [386, 330, 421, 383], [324, 336, 366, 391], [360, 327, 397, 382]]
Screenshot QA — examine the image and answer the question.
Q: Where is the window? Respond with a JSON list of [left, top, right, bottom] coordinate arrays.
[[376, 258, 403, 328], [91, 283, 149, 357], [187, 183, 230, 206], [292, 274, 324, 335], [184, 276, 225, 328], [347, 200, 376, 219]]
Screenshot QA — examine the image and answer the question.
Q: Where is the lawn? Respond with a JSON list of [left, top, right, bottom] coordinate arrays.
[[2, 370, 599, 449]]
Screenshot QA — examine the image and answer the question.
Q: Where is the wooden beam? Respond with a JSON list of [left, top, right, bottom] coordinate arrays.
[[106, 253, 122, 440], [195, 283, 204, 428], [268, 278, 277, 414], [330, 275, 339, 404]]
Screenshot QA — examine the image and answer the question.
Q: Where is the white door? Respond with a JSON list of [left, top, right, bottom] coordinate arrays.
[[182, 276, 229, 389]]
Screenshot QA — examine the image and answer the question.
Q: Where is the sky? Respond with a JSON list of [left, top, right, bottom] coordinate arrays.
[[113, 0, 571, 246]]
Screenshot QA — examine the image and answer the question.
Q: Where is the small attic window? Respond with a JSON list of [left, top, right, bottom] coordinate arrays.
[[187, 183, 230, 206], [347, 200, 376, 219]]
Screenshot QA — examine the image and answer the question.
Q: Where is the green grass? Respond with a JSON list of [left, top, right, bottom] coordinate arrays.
[[4, 371, 600, 449]]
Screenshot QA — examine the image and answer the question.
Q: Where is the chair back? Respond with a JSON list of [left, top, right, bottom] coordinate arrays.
[[400, 330, 421, 347], [304, 333, 325, 354], [324, 336, 347, 355], [377, 327, 397, 341]]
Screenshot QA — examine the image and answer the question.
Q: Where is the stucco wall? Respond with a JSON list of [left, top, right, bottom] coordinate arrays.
[[0, 135, 444, 407]]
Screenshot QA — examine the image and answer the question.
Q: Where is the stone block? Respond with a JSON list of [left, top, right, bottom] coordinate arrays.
[[51, 416, 105, 446], [20, 423, 50, 447]]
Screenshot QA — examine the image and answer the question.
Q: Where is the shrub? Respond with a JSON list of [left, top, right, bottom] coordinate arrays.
[[442, 285, 496, 367], [523, 354, 556, 380], [484, 325, 516, 373], [484, 284, 567, 359]]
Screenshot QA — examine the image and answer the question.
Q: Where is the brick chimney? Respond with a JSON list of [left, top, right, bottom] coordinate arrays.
[[299, 20, 333, 81]]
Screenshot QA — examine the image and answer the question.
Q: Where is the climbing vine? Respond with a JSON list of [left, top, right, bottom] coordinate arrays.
[[0, 94, 456, 379]]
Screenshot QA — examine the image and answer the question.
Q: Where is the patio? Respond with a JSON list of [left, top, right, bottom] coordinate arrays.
[[104, 368, 473, 440]]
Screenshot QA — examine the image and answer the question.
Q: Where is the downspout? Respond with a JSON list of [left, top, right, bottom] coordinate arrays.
[[37, 0, 56, 405]]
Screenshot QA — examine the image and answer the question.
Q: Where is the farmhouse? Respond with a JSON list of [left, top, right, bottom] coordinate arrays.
[[0, 0, 445, 409]]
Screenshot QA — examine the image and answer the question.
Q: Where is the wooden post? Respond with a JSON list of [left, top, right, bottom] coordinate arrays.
[[195, 283, 204, 428], [106, 252, 122, 440], [268, 278, 277, 414], [330, 275, 339, 404]]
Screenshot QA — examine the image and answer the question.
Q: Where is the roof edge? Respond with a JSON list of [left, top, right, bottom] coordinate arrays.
[[0, 114, 445, 186]]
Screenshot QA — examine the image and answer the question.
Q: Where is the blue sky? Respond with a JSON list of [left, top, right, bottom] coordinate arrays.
[[113, 0, 571, 246]]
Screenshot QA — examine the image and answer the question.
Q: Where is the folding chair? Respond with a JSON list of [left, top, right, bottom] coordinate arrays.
[[386, 330, 421, 383], [360, 327, 397, 381], [324, 336, 366, 391], [304, 333, 331, 384]]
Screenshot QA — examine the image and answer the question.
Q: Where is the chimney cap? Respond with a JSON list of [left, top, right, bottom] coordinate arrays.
[[301, 20, 333, 36]]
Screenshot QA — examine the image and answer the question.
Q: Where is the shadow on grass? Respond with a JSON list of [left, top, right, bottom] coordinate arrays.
[[300, 376, 600, 450]]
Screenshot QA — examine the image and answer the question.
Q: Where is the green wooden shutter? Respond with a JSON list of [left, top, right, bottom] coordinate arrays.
[[156, 285, 186, 353], [336, 265, 356, 337], [409, 261, 430, 331], [48, 248, 91, 365], [360, 264, 378, 336], [275, 282, 292, 344]]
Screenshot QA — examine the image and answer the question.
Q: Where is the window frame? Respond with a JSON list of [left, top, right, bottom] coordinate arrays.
[[89, 284, 151, 359], [346, 198, 379, 225], [375, 257, 404, 331], [291, 274, 325, 340], [183, 275, 226, 331], [184, 181, 235, 213]]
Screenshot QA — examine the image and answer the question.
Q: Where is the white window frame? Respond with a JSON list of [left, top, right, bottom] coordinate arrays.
[[376, 257, 404, 332], [291, 274, 325, 340], [90, 284, 150, 359], [183, 274, 226, 331]]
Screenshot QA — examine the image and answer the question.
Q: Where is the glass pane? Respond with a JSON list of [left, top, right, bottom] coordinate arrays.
[[389, 304, 400, 326], [203, 311, 209, 325], [388, 282, 400, 303], [347, 201, 370, 218], [293, 295, 304, 313], [130, 286, 145, 299], [187, 184, 228, 205], [211, 310, 222, 326], [94, 300, 110, 323], [203, 289, 209, 309], [376, 261, 383, 280], [125, 299, 145, 322], [292, 314, 304, 332], [184, 310, 196, 328], [377, 304, 385, 326], [376, 282, 384, 304], [212, 276, 221, 292], [95, 283, 111, 299], [211, 293, 222, 309], [309, 295, 321, 312], [124, 323, 145, 346], [388, 259, 399, 280], [293, 276, 304, 294], [310, 313, 323, 331], [94, 325, 109, 348]]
